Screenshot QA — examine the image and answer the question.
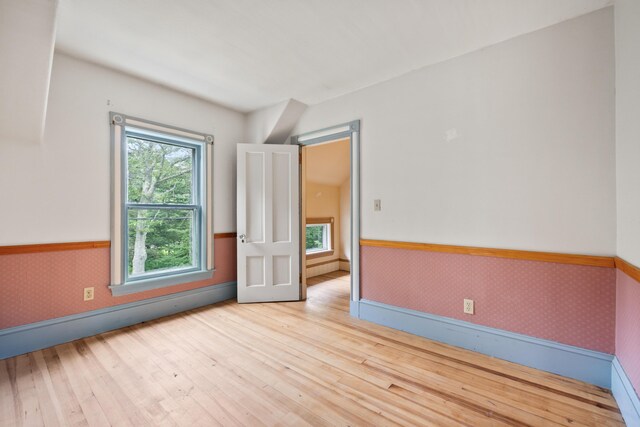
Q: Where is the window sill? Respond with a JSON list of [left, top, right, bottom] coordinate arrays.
[[109, 269, 215, 296], [306, 250, 334, 260]]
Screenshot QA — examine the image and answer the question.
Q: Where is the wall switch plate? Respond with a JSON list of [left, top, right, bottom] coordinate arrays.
[[84, 287, 95, 301], [464, 299, 474, 314], [374, 199, 381, 211]]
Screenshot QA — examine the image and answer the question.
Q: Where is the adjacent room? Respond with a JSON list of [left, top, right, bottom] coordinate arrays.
[[303, 137, 351, 295], [1, 0, 639, 425]]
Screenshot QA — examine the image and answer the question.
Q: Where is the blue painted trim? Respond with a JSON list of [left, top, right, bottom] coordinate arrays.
[[296, 130, 352, 146], [357, 299, 613, 388], [0, 281, 236, 360], [349, 299, 359, 317], [110, 269, 214, 296], [612, 357, 640, 427]]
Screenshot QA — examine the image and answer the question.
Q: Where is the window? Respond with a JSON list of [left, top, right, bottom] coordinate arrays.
[[306, 217, 334, 259], [126, 134, 200, 279], [109, 113, 214, 295], [306, 224, 329, 252]]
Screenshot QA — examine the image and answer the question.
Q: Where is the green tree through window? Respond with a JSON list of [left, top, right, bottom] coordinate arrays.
[[306, 224, 329, 253], [126, 137, 197, 276]]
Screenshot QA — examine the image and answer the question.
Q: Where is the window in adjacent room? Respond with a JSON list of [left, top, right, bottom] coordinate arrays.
[[306, 217, 334, 259], [109, 113, 214, 295]]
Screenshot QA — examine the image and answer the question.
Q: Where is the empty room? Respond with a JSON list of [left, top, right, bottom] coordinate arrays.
[[1, 0, 639, 425]]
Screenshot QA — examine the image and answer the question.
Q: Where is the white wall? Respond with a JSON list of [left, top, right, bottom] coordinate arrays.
[[0, 53, 245, 245], [339, 179, 351, 261], [615, 0, 640, 267], [293, 8, 616, 255]]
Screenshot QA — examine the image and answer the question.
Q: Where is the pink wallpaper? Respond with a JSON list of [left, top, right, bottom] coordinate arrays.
[[0, 237, 236, 329], [1, 237, 627, 362], [616, 269, 640, 394], [361, 245, 616, 353]]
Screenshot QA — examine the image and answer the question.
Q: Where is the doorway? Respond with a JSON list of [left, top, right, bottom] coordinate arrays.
[[301, 138, 351, 295], [293, 120, 360, 315]]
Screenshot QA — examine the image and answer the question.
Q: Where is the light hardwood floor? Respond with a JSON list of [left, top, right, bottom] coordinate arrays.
[[1, 271, 624, 426]]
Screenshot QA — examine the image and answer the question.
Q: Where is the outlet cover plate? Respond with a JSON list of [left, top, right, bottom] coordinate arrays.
[[464, 299, 474, 315]]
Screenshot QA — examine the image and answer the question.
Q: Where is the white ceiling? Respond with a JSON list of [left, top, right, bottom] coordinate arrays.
[[306, 139, 350, 186], [56, 0, 612, 113]]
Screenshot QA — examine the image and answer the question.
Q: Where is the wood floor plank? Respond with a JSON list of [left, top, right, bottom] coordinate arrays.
[[143, 313, 337, 426], [0, 272, 623, 426], [83, 335, 179, 427], [214, 300, 565, 426], [251, 300, 622, 425], [0, 359, 18, 426], [186, 309, 402, 426], [200, 304, 520, 424], [132, 318, 293, 426], [163, 316, 330, 425], [241, 302, 614, 426], [54, 344, 114, 427], [14, 354, 46, 426], [106, 326, 229, 427], [214, 304, 499, 425], [29, 352, 64, 427], [40, 348, 90, 427]]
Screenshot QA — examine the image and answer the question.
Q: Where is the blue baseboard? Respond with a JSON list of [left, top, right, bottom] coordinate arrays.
[[0, 281, 237, 360], [357, 299, 613, 388], [612, 357, 640, 427]]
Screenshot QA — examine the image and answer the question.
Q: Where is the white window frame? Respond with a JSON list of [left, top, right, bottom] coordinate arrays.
[[109, 112, 215, 296], [306, 223, 330, 254], [305, 217, 334, 259]]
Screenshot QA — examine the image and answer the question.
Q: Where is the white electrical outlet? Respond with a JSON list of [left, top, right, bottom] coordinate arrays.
[[374, 199, 381, 211], [84, 287, 95, 301], [463, 299, 474, 315]]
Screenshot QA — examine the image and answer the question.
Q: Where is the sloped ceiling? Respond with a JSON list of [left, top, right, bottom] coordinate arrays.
[[306, 139, 350, 186], [0, 0, 57, 144], [55, 0, 612, 112], [246, 99, 307, 144]]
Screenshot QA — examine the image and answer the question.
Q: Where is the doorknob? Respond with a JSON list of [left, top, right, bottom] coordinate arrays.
[[238, 234, 246, 243]]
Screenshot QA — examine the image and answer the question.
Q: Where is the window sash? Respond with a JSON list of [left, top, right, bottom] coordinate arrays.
[[124, 205, 202, 283], [109, 112, 215, 292], [125, 132, 200, 206], [123, 131, 204, 284]]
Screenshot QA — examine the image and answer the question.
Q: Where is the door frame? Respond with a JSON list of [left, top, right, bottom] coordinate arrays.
[[291, 120, 360, 316]]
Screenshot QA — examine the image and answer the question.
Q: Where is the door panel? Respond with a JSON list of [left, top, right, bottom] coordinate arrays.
[[272, 152, 291, 243], [237, 144, 300, 303], [273, 255, 291, 285], [245, 152, 265, 243]]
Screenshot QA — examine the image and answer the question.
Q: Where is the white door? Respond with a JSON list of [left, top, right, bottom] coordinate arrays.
[[237, 143, 300, 303]]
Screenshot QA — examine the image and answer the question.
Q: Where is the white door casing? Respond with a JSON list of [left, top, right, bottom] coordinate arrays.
[[237, 143, 300, 303]]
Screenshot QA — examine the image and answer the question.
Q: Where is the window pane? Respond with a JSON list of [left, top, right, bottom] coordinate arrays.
[[128, 208, 196, 277], [306, 224, 328, 253], [127, 137, 194, 204]]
